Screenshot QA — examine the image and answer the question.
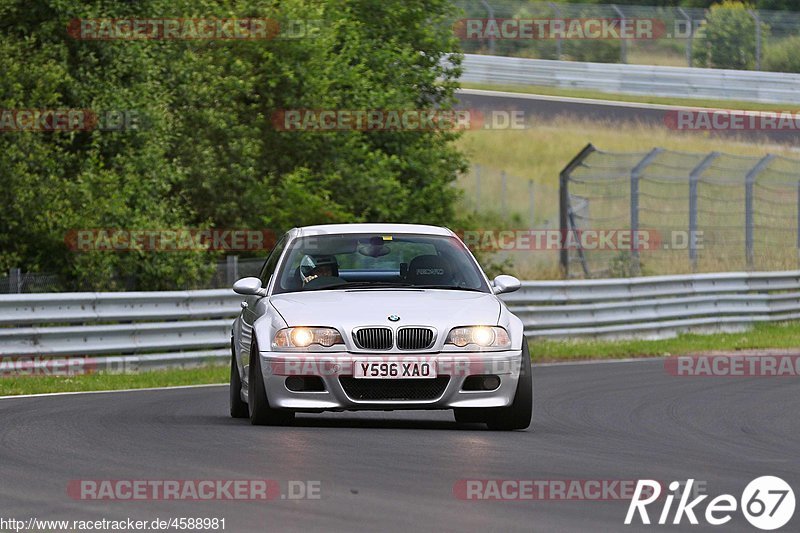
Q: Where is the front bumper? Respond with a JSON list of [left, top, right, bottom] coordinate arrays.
[[259, 350, 523, 411]]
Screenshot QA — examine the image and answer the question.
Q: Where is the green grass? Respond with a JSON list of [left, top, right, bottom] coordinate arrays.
[[531, 321, 800, 363], [0, 364, 227, 397], [461, 81, 793, 112]]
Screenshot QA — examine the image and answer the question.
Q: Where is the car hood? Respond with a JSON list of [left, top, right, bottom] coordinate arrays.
[[270, 289, 501, 332]]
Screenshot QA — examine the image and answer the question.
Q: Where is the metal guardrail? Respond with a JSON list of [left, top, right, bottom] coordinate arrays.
[[0, 290, 240, 371], [504, 270, 800, 339], [2, 270, 800, 370], [461, 54, 800, 104]]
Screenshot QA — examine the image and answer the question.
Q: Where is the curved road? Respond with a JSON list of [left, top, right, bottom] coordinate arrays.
[[457, 88, 800, 145], [1, 359, 798, 532]]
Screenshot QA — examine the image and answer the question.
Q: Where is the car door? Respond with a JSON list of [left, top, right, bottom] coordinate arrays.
[[239, 233, 288, 385]]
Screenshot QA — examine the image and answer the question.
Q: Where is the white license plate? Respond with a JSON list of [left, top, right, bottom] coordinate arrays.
[[353, 360, 436, 379]]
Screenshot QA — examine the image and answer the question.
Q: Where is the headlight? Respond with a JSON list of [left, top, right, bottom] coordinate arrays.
[[273, 327, 344, 349], [445, 326, 511, 349]]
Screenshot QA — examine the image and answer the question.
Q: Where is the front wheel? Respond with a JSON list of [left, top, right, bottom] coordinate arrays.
[[485, 342, 533, 431], [248, 339, 295, 426], [230, 339, 249, 419]]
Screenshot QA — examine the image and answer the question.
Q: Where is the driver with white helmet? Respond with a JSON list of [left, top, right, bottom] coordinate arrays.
[[299, 254, 339, 285]]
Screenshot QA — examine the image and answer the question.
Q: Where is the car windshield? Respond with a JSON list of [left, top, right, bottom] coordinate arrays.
[[272, 233, 490, 294]]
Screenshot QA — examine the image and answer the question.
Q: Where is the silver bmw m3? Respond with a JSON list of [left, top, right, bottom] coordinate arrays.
[[230, 223, 532, 430]]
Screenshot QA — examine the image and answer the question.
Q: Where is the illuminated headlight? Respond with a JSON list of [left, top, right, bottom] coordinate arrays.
[[273, 327, 343, 349], [445, 326, 511, 349]]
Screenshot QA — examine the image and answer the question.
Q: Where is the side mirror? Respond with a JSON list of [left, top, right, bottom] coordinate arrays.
[[233, 277, 267, 296], [492, 274, 521, 295]]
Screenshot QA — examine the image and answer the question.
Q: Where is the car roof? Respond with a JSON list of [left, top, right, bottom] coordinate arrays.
[[294, 223, 455, 237]]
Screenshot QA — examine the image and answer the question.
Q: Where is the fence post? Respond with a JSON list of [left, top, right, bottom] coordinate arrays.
[[797, 181, 800, 259], [548, 2, 563, 59], [611, 5, 628, 64], [475, 165, 481, 213], [480, 0, 495, 56], [500, 171, 507, 215], [677, 7, 693, 67], [528, 179, 535, 229], [629, 148, 663, 276], [559, 143, 596, 277], [749, 9, 761, 71], [744, 154, 775, 269], [688, 152, 720, 272], [226, 255, 239, 286], [9, 267, 22, 293]]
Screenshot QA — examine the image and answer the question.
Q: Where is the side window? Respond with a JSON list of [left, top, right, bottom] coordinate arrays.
[[258, 234, 288, 286]]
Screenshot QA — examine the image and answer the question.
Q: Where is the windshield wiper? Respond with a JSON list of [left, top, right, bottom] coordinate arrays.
[[303, 281, 487, 292], [306, 281, 416, 291], [413, 285, 487, 292]]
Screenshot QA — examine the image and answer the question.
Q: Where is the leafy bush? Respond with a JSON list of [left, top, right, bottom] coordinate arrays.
[[693, 1, 768, 70], [763, 35, 800, 72]]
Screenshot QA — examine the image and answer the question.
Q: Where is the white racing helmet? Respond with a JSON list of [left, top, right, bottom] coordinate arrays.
[[300, 254, 338, 284]]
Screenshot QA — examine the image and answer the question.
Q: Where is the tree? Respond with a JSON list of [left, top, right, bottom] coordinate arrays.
[[0, 0, 466, 290]]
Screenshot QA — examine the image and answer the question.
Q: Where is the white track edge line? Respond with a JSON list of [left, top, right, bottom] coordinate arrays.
[[0, 382, 227, 401]]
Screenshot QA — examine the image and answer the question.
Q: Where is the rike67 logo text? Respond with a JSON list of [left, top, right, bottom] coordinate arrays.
[[625, 477, 795, 530]]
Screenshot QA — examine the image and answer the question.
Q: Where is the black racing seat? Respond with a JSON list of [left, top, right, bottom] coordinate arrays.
[[405, 254, 452, 286]]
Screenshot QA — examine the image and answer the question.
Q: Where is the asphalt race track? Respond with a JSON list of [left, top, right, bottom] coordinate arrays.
[[1, 359, 798, 532], [456, 88, 800, 146]]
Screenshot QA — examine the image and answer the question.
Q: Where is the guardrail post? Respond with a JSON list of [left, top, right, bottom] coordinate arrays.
[[745, 154, 775, 269], [689, 152, 720, 272], [611, 5, 627, 64], [226, 255, 239, 286], [797, 181, 800, 259], [559, 143, 596, 277], [630, 148, 663, 276]]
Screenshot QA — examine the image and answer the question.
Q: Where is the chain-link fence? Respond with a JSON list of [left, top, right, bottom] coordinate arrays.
[[453, 0, 800, 71], [458, 164, 560, 228], [561, 144, 800, 278]]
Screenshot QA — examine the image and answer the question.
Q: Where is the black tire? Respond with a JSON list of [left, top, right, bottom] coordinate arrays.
[[248, 339, 295, 426], [485, 342, 533, 431], [230, 338, 249, 419]]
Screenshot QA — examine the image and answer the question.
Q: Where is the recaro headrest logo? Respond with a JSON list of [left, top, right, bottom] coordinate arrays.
[[416, 268, 444, 275]]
